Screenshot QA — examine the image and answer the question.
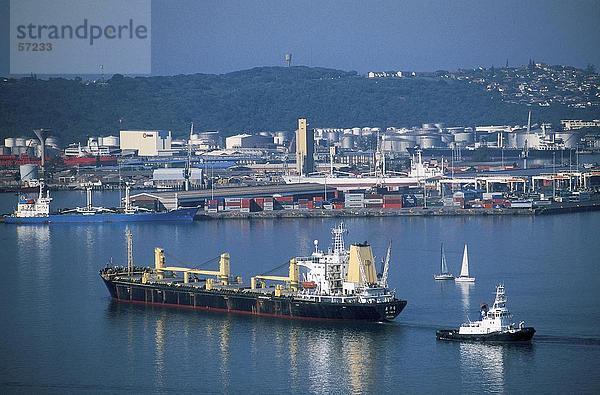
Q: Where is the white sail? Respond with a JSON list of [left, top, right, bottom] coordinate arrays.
[[441, 244, 448, 274], [459, 244, 469, 277]]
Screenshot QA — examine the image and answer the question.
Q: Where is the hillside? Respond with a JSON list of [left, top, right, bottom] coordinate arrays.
[[0, 66, 598, 144]]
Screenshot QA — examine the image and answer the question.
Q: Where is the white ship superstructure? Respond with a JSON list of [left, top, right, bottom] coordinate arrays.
[[14, 182, 51, 218], [293, 223, 397, 307], [458, 285, 523, 335]]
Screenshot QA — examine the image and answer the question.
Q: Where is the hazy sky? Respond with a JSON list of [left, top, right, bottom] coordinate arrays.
[[2, 0, 599, 76]]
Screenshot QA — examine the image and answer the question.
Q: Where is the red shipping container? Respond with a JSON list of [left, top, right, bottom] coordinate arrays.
[[383, 203, 402, 209]]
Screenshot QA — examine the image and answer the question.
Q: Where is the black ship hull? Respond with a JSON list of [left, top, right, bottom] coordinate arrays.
[[102, 277, 407, 322], [436, 327, 535, 342]]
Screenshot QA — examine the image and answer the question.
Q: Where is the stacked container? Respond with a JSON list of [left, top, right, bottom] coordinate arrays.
[[383, 195, 403, 209], [344, 193, 365, 208]]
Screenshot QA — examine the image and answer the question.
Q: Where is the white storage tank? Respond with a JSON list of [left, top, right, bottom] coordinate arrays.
[[554, 131, 581, 148], [326, 131, 339, 143], [26, 138, 38, 147], [4, 137, 16, 148], [382, 137, 412, 155], [11, 146, 28, 155], [15, 137, 26, 147], [440, 133, 454, 144], [341, 134, 355, 149], [419, 135, 442, 149], [352, 127, 362, 136], [454, 131, 474, 145], [45, 136, 59, 148]]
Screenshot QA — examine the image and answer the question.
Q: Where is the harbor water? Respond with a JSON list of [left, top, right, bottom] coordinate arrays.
[[0, 191, 599, 393]]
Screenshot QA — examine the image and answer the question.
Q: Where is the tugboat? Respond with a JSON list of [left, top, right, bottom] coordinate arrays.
[[100, 223, 407, 322], [436, 284, 535, 342]]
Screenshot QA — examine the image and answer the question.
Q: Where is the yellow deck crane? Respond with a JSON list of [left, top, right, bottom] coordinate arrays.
[[251, 258, 299, 296], [151, 247, 231, 290]]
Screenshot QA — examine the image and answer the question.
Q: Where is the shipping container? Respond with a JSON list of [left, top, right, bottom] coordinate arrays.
[[509, 200, 533, 209], [383, 202, 402, 209]]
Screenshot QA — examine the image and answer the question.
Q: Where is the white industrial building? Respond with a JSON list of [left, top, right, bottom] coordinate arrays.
[[225, 133, 273, 149], [120, 130, 172, 156]]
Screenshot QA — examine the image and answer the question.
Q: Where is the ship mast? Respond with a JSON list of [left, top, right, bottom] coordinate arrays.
[[184, 122, 193, 192], [331, 222, 347, 255], [126, 228, 133, 275]]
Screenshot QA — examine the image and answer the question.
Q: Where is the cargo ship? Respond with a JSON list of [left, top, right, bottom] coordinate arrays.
[[100, 224, 407, 322], [436, 284, 535, 342], [3, 183, 197, 223]]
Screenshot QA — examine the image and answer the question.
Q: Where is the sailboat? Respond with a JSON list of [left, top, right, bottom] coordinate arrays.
[[434, 243, 454, 280], [454, 244, 475, 282]]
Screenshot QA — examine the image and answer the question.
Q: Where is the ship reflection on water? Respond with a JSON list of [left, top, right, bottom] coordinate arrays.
[[456, 281, 473, 315], [458, 341, 535, 393], [459, 342, 505, 393], [106, 302, 401, 393]]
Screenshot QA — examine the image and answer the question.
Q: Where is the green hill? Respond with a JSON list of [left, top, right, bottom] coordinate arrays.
[[0, 66, 597, 144]]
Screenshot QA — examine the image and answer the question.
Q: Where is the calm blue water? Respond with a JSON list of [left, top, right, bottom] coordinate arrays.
[[0, 191, 599, 393]]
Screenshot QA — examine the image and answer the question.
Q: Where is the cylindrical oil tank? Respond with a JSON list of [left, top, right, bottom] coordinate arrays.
[[504, 132, 518, 148], [441, 133, 454, 144], [4, 138, 16, 148], [45, 136, 59, 148], [554, 131, 581, 148], [341, 134, 355, 149], [276, 131, 290, 140], [514, 132, 530, 148], [361, 127, 373, 136], [422, 123, 436, 130], [326, 131, 339, 143], [419, 135, 442, 149], [400, 133, 417, 145], [26, 138, 38, 147], [15, 137, 26, 147], [453, 131, 474, 145], [20, 164, 38, 180], [382, 137, 412, 155], [11, 146, 28, 155], [352, 127, 361, 136]]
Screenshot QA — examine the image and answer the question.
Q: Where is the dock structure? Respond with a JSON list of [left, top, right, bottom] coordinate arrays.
[[130, 183, 337, 210]]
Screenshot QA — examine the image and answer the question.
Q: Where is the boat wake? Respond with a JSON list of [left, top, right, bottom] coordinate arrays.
[[533, 335, 600, 346]]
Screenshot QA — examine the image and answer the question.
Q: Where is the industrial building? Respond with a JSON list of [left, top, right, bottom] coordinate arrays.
[[120, 130, 172, 156], [225, 134, 273, 149], [295, 118, 314, 176]]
